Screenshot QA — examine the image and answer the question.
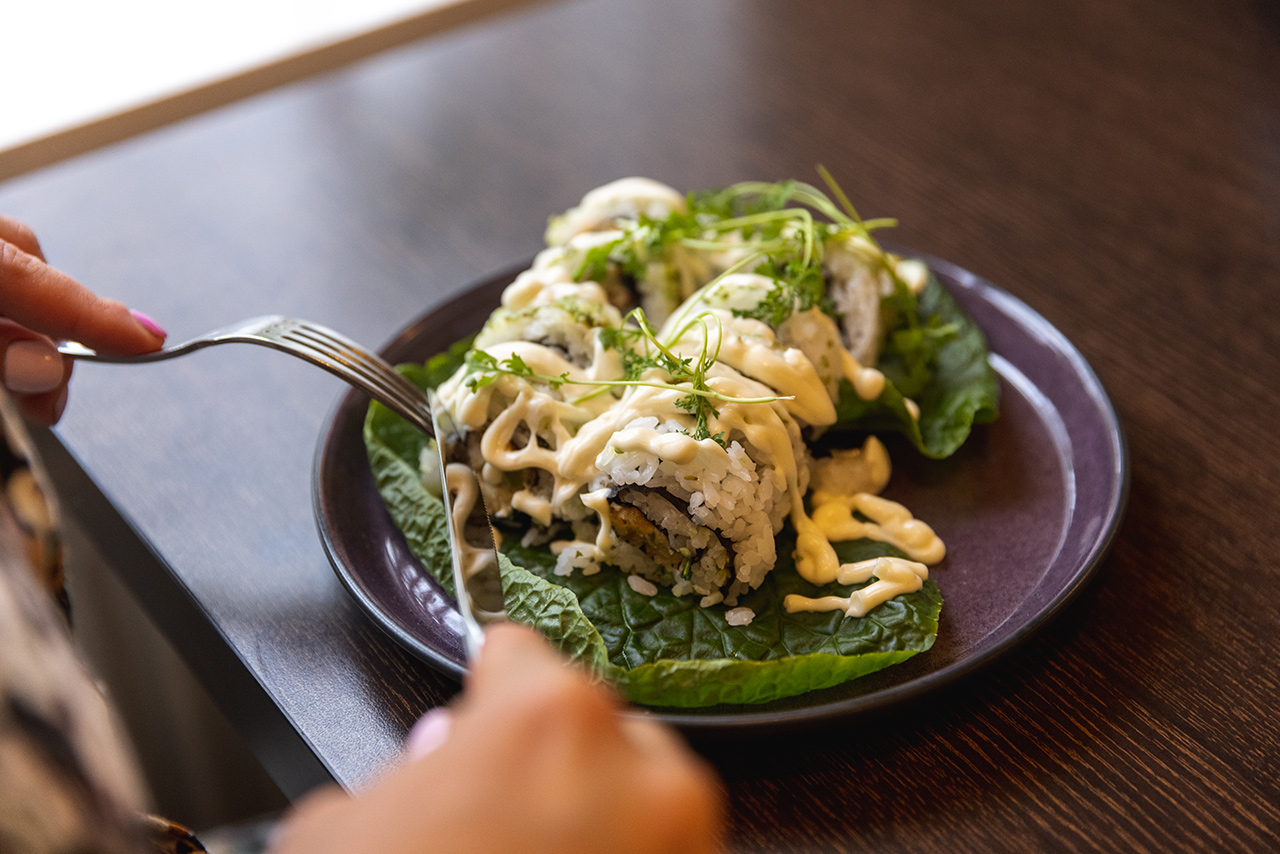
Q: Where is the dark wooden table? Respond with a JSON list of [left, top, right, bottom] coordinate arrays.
[[4, 0, 1278, 850]]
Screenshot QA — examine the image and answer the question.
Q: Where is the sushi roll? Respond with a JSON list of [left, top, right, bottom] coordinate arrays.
[[433, 176, 950, 609]]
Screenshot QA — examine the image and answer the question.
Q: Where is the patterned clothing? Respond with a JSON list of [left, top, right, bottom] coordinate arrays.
[[0, 393, 210, 854]]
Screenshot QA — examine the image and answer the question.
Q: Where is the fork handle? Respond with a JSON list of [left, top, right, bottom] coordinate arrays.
[[58, 334, 436, 437], [57, 341, 190, 363]]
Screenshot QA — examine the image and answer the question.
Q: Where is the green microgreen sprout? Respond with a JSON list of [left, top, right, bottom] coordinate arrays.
[[464, 303, 786, 447]]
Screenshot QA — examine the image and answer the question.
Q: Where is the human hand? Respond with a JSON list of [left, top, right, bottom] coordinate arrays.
[[276, 623, 725, 854], [1, 215, 165, 424]]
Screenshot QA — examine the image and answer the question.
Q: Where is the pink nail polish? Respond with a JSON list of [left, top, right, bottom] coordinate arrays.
[[130, 309, 167, 339], [405, 708, 452, 759]]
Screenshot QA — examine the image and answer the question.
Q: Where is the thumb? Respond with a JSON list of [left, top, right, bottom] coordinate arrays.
[[0, 320, 71, 424]]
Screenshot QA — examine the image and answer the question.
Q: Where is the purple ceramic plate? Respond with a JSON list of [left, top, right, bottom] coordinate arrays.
[[313, 256, 1128, 731]]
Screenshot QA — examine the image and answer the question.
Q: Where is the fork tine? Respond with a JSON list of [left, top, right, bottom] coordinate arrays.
[[276, 322, 433, 431], [289, 324, 399, 380], [297, 347, 432, 432], [293, 341, 424, 414], [283, 325, 422, 406]]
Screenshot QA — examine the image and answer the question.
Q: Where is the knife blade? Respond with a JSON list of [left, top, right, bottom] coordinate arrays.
[[428, 389, 507, 660]]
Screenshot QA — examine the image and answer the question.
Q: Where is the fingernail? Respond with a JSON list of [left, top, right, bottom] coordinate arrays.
[[130, 309, 167, 339], [405, 708, 452, 759], [4, 339, 65, 394]]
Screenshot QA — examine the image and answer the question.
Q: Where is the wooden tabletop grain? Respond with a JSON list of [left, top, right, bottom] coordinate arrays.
[[3, 0, 1278, 850]]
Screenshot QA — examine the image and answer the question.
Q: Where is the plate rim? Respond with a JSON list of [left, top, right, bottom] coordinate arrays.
[[313, 254, 1129, 731]]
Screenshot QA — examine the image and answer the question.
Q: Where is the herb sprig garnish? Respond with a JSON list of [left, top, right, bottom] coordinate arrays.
[[810, 167, 959, 394], [464, 306, 787, 447], [688, 169, 960, 391], [567, 171, 913, 337]]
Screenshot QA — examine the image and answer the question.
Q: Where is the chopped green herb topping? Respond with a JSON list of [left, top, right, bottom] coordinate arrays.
[[465, 305, 784, 448]]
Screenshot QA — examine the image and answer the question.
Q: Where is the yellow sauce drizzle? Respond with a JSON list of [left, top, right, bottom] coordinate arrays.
[[839, 349, 886, 401], [810, 494, 945, 564], [784, 435, 944, 615], [784, 557, 928, 617]]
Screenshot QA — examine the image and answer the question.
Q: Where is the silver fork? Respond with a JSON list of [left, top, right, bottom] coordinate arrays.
[[57, 315, 434, 436]]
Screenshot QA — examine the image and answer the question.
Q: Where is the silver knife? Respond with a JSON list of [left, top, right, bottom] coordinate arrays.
[[428, 389, 507, 659]]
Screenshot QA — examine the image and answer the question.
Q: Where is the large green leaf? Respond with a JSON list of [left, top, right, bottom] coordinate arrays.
[[832, 273, 1000, 459], [366, 380, 942, 708], [503, 536, 941, 707]]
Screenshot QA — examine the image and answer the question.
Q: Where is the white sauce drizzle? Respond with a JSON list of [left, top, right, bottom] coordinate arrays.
[[443, 463, 496, 584]]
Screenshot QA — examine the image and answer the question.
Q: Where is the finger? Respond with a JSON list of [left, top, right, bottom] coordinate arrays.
[[1, 320, 66, 395], [462, 622, 621, 714], [0, 319, 72, 424], [0, 239, 164, 355], [619, 712, 689, 757], [618, 713, 721, 803], [271, 786, 356, 854], [0, 215, 46, 260], [458, 622, 623, 747], [619, 718, 726, 854], [12, 385, 71, 426], [465, 622, 564, 696]]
